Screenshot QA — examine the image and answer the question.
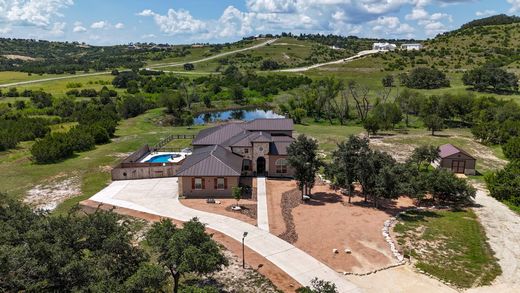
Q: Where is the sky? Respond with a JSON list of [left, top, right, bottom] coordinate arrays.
[[0, 0, 518, 45]]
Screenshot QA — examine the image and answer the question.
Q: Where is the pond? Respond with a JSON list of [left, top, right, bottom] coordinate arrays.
[[193, 108, 285, 125]]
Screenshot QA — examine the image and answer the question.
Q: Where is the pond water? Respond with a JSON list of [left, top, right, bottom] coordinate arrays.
[[193, 108, 285, 125]]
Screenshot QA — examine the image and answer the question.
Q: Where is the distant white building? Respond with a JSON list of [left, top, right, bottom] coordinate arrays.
[[401, 43, 423, 51], [372, 42, 397, 51]]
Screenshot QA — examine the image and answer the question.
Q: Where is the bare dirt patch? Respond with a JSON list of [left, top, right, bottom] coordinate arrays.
[[180, 198, 258, 226], [209, 249, 280, 293], [368, 132, 507, 171], [2, 54, 37, 61], [25, 174, 82, 211], [266, 179, 415, 273]]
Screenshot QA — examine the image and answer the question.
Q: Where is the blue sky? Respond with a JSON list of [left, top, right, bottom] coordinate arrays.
[[0, 0, 518, 45]]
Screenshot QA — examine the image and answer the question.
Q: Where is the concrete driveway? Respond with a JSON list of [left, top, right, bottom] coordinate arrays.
[[90, 178, 361, 293]]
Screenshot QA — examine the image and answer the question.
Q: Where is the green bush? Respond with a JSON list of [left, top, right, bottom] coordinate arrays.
[[31, 133, 74, 164], [503, 137, 520, 160]]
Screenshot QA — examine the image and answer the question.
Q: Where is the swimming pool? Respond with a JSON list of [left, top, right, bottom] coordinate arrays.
[[145, 154, 181, 163]]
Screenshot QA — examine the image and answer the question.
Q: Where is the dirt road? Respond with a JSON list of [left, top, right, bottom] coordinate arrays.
[[277, 49, 379, 72], [467, 186, 520, 292]]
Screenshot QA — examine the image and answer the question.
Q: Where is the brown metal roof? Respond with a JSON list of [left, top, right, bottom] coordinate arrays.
[[177, 145, 243, 177], [269, 136, 294, 155], [243, 118, 294, 131], [439, 144, 476, 160], [192, 123, 245, 146]]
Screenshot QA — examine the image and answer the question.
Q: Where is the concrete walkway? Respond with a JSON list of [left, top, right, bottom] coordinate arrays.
[[90, 178, 361, 293], [256, 177, 269, 231]]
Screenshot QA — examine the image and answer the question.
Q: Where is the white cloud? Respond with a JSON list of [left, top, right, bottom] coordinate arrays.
[[138, 8, 207, 35], [114, 22, 125, 29], [246, 0, 297, 13], [50, 21, 66, 35], [91, 20, 108, 29], [0, 0, 73, 27], [475, 10, 496, 17], [370, 16, 415, 36], [508, 0, 520, 13], [141, 33, 156, 39], [72, 21, 86, 32], [0, 27, 12, 34], [73, 26, 86, 33]]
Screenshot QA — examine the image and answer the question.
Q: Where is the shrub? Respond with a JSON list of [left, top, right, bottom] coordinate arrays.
[[68, 126, 95, 152], [31, 133, 74, 164], [503, 137, 520, 160], [486, 161, 520, 207]]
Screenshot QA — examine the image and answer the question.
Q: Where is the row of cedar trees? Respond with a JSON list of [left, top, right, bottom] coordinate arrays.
[[287, 134, 476, 208]]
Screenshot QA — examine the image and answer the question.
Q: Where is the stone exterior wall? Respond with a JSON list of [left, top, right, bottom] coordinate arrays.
[[252, 142, 270, 173], [179, 176, 239, 198], [231, 146, 253, 160]]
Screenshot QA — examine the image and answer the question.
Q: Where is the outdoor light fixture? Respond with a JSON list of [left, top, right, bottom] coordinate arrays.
[[242, 232, 248, 268]]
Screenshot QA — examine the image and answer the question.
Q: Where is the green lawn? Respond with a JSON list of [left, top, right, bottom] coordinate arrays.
[[0, 71, 72, 85], [294, 119, 364, 154], [0, 108, 207, 215], [13, 74, 118, 97], [394, 209, 501, 288]]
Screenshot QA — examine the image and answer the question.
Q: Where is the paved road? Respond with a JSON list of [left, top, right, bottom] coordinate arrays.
[[0, 39, 276, 88], [90, 178, 361, 293], [277, 50, 379, 73], [256, 177, 269, 231], [467, 187, 520, 292]]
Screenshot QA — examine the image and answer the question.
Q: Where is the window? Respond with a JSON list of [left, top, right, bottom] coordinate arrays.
[[194, 178, 203, 190], [275, 159, 288, 174], [244, 148, 249, 154], [243, 160, 251, 171], [217, 178, 225, 190]]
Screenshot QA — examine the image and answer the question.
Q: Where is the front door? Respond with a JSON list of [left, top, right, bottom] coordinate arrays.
[[451, 160, 465, 174], [256, 157, 266, 175]]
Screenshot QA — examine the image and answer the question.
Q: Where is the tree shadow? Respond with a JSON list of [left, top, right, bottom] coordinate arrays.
[[398, 209, 441, 222], [305, 192, 343, 206]]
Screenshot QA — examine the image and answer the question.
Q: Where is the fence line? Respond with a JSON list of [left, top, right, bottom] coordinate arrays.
[[153, 134, 196, 150]]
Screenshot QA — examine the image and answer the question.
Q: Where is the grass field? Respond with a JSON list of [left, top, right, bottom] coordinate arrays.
[[304, 54, 520, 104], [0, 108, 206, 215], [0, 71, 74, 85], [394, 209, 501, 288], [145, 38, 269, 67]]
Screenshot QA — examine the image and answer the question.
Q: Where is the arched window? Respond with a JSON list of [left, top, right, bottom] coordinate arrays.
[[275, 159, 288, 174]]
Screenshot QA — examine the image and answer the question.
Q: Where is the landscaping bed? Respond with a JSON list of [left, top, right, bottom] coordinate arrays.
[[393, 209, 501, 288], [266, 179, 415, 273], [180, 198, 258, 226]]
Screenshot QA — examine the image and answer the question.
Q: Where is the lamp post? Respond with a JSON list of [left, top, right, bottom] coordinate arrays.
[[242, 232, 248, 269]]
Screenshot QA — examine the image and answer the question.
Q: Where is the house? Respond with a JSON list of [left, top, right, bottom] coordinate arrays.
[[177, 118, 295, 198], [401, 43, 423, 51], [372, 42, 397, 51], [432, 144, 476, 175]]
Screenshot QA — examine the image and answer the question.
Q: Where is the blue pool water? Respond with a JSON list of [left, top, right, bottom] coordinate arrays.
[[193, 109, 285, 125], [146, 154, 180, 163]]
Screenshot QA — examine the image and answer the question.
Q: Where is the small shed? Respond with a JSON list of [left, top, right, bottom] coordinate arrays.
[[433, 144, 476, 175]]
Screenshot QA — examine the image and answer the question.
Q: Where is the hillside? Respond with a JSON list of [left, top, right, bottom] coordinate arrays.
[[0, 37, 265, 74], [334, 17, 520, 73]]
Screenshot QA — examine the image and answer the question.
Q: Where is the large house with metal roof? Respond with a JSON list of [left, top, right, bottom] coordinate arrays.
[[176, 118, 295, 198]]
